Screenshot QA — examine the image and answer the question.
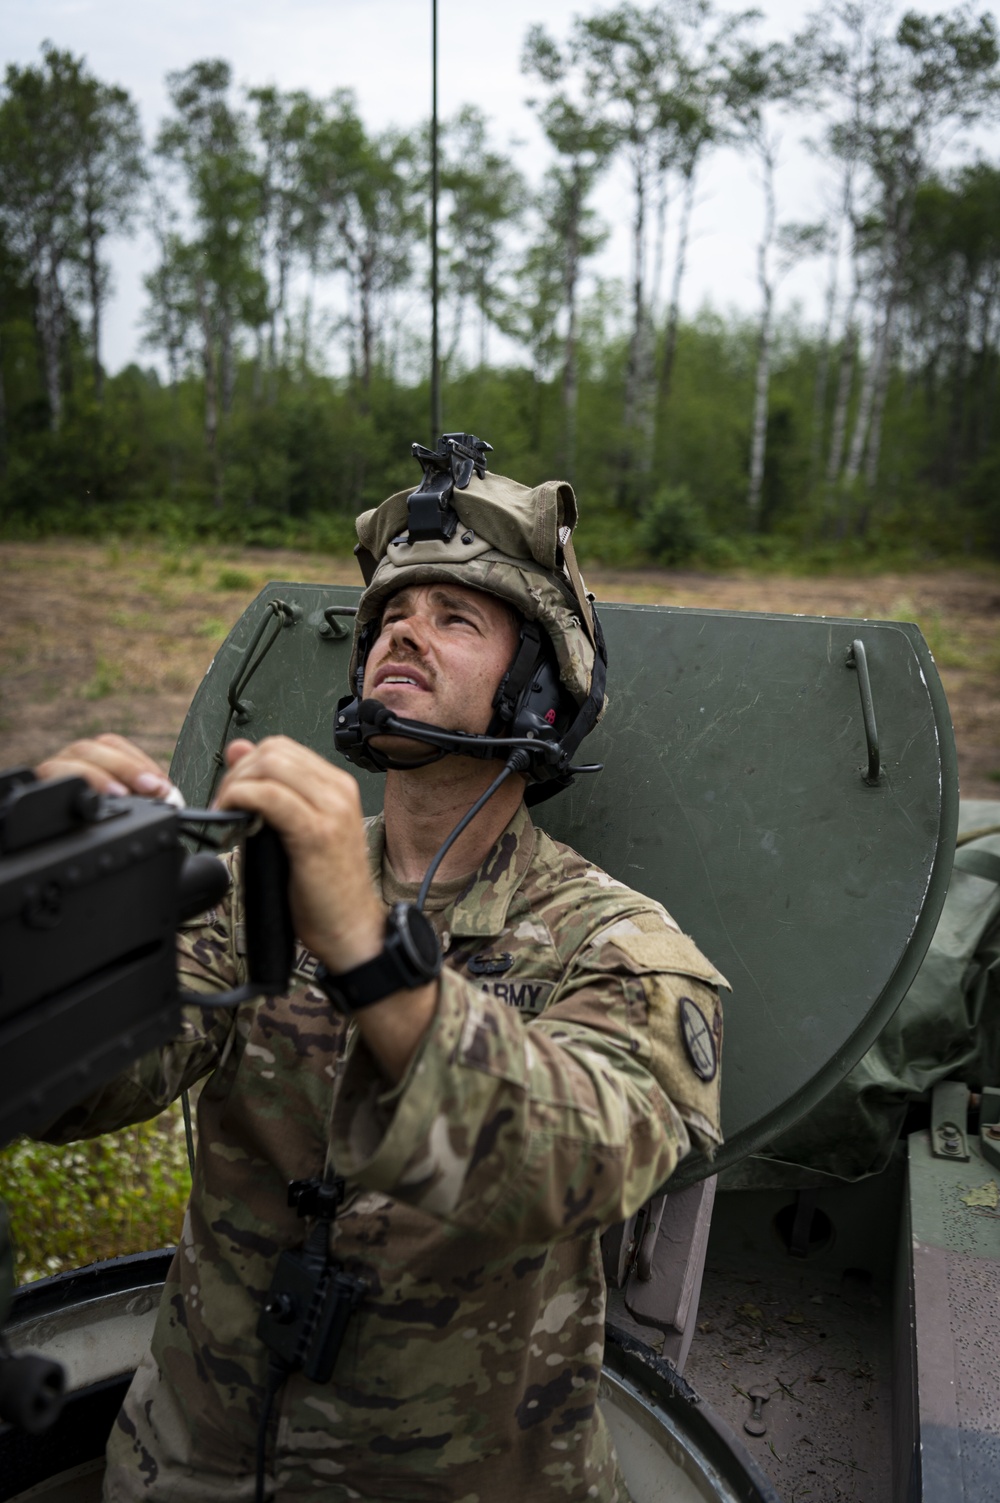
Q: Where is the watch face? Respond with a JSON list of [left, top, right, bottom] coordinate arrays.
[[394, 903, 441, 977]]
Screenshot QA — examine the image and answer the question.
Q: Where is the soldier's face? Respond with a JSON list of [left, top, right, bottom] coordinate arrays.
[[363, 583, 520, 760]]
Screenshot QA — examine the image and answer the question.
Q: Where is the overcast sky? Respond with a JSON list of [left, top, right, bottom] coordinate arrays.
[[4, 0, 1000, 374]]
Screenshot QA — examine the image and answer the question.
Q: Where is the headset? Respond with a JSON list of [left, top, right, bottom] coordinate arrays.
[[332, 434, 607, 805]]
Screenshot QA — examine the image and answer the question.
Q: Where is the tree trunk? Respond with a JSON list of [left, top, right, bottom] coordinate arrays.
[[253, 328, 265, 403], [649, 165, 669, 326], [300, 283, 313, 376], [826, 288, 859, 490], [198, 279, 222, 507], [811, 168, 855, 491], [862, 316, 894, 500], [845, 211, 908, 492], [747, 287, 774, 525], [358, 227, 375, 397], [34, 248, 64, 433], [747, 140, 777, 526], [84, 192, 104, 404], [844, 298, 891, 489], [659, 163, 697, 407], [622, 150, 647, 443], [561, 180, 582, 481], [976, 266, 999, 456], [809, 237, 844, 491], [478, 294, 488, 372], [843, 314, 879, 488], [945, 271, 973, 481], [268, 238, 290, 402], [220, 306, 235, 417], [637, 161, 666, 480], [825, 333, 857, 541]]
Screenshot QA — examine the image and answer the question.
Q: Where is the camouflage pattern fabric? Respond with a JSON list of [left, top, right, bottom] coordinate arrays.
[[351, 468, 601, 712], [43, 803, 726, 1502]]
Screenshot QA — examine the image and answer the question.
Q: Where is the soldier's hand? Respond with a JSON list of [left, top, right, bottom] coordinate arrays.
[[215, 735, 439, 1085], [35, 733, 178, 801], [214, 736, 385, 975]]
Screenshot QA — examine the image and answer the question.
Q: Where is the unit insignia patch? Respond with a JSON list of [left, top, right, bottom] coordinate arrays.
[[679, 996, 717, 1082]]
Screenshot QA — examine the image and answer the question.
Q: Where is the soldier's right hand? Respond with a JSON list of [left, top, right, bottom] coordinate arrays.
[[35, 733, 177, 801]]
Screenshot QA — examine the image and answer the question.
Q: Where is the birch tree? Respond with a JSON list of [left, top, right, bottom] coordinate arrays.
[[155, 59, 266, 498], [522, 31, 616, 476], [439, 107, 527, 371], [571, 3, 692, 495], [71, 79, 144, 403], [328, 127, 423, 393], [248, 86, 321, 391], [727, 40, 820, 523], [297, 91, 366, 372]]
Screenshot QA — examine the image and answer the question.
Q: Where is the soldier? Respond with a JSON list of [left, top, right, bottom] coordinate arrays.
[[37, 438, 727, 1502]]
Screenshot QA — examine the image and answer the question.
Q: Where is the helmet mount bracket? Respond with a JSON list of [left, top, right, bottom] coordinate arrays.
[[406, 433, 493, 545]]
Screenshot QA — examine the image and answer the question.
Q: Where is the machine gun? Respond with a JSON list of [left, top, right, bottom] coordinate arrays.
[[0, 766, 295, 1433]]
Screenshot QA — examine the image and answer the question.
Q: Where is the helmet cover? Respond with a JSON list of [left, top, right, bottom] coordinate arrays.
[[349, 468, 604, 716]]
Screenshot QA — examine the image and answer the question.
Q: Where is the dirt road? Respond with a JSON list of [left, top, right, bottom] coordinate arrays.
[[1, 541, 997, 796]]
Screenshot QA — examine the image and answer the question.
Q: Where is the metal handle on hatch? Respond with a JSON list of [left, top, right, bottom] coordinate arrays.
[[319, 605, 356, 641], [846, 639, 880, 785]]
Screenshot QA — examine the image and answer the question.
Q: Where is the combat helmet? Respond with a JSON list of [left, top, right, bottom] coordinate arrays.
[[334, 433, 607, 803]]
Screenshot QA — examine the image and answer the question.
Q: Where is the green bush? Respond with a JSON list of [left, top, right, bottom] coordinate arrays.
[[637, 484, 713, 567], [0, 1106, 191, 1283]]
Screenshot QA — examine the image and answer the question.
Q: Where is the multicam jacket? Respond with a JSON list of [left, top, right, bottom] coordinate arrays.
[[44, 802, 727, 1503]]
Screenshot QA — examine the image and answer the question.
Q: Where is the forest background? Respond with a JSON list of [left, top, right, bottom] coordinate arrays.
[[4, 0, 1000, 565]]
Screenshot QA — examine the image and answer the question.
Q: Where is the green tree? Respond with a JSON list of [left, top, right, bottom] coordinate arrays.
[[327, 127, 423, 394], [724, 36, 819, 525], [521, 34, 615, 477], [0, 46, 84, 430], [0, 46, 144, 426], [439, 106, 527, 372], [902, 164, 1000, 484], [296, 90, 367, 372], [247, 85, 323, 390], [155, 59, 267, 500], [72, 77, 144, 403], [809, 2, 1000, 528]]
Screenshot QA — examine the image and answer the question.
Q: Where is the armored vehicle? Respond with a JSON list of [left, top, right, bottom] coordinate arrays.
[[2, 574, 997, 1503]]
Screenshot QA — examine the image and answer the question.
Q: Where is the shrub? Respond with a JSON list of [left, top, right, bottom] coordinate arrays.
[[0, 1106, 191, 1282], [638, 484, 713, 567]]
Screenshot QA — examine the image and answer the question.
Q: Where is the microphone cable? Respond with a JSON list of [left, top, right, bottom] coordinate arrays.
[[416, 750, 530, 912]]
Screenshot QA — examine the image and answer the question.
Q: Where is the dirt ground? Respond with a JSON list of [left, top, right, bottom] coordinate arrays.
[[1, 540, 997, 797]]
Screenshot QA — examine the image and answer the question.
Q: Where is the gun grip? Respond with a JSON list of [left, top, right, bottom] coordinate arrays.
[[244, 823, 294, 995]]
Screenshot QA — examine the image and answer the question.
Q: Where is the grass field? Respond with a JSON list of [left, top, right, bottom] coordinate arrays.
[[1, 540, 998, 1281]]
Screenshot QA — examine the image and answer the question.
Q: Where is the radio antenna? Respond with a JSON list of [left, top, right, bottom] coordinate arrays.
[[430, 0, 442, 442]]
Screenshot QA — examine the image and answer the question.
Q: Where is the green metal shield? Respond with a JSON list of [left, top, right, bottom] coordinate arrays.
[[170, 584, 958, 1181]]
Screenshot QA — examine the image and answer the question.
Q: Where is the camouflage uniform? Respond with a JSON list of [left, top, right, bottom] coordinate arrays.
[[45, 803, 726, 1502]]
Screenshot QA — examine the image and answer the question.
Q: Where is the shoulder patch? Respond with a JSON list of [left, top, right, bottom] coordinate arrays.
[[679, 996, 718, 1082]]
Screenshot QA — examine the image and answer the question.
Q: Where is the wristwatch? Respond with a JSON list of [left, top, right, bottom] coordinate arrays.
[[314, 902, 442, 1013]]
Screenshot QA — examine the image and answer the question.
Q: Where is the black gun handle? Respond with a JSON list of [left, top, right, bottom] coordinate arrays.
[[244, 823, 294, 995]]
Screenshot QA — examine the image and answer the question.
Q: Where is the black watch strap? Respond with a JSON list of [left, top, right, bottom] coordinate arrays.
[[314, 903, 441, 1013]]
